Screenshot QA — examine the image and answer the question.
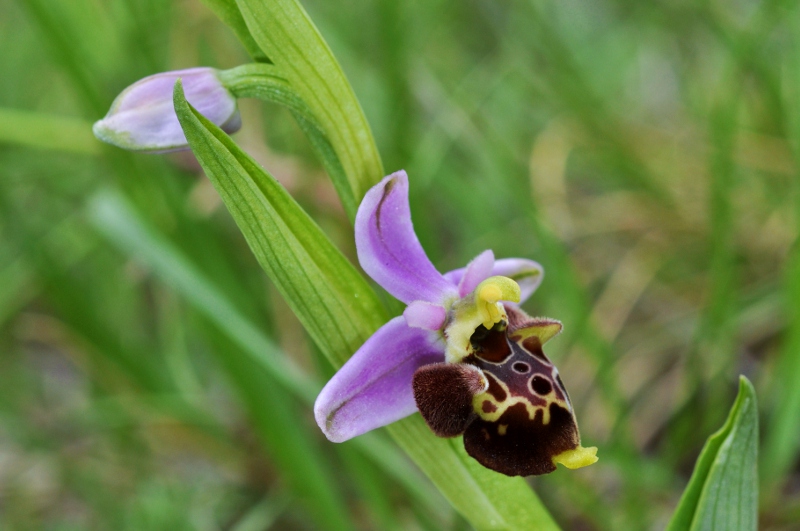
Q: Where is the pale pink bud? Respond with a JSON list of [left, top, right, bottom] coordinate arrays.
[[93, 67, 241, 153]]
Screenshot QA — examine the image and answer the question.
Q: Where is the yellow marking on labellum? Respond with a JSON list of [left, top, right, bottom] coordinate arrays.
[[533, 383, 556, 424], [472, 390, 537, 423], [552, 445, 598, 469], [472, 375, 566, 426], [541, 403, 551, 425], [444, 276, 521, 363], [498, 424, 508, 435]]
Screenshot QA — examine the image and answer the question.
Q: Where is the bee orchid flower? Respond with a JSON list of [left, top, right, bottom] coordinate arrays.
[[314, 170, 597, 476]]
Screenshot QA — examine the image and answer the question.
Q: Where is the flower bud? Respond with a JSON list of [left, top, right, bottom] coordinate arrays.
[[93, 67, 241, 153]]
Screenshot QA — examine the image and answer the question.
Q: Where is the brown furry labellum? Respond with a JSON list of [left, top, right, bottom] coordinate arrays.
[[412, 305, 588, 476]]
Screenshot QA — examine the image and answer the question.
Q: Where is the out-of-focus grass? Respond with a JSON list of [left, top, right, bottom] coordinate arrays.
[[1, 0, 799, 529]]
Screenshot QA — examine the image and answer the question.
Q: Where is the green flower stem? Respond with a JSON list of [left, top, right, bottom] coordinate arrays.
[[235, 0, 384, 218], [388, 417, 561, 531], [219, 64, 355, 217]]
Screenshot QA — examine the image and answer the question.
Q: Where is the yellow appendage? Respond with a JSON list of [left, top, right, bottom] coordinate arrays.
[[552, 446, 598, 469], [476, 276, 521, 329]]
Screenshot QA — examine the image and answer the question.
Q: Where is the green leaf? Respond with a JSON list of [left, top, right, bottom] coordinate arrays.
[[235, 0, 384, 216], [174, 82, 560, 530], [666, 376, 759, 531], [174, 79, 388, 365]]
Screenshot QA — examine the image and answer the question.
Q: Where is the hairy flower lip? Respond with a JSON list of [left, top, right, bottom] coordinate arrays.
[[314, 170, 545, 443], [93, 67, 241, 153]]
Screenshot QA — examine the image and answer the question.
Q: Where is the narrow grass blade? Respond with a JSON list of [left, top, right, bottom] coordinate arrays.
[[763, 5, 800, 486], [203, 327, 354, 531], [666, 376, 758, 531], [20, 0, 104, 114], [91, 194, 356, 531], [88, 190, 318, 402], [0, 108, 100, 155], [0, 191, 172, 394], [762, 245, 800, 483], [229, 493, 291, 531]]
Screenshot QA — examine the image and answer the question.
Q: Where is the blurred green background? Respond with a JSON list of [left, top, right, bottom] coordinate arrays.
[[1, 0, 799, 529]]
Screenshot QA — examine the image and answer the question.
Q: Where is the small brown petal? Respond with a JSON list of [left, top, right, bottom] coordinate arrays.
[[505, 305, 563, 347]]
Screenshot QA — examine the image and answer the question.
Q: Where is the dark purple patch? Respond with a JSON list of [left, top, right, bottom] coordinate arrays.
[[482, 400, 497, 413], [554, 372, 570, 403], [473, 340, 551, 409], [374, 177, 396, 234], [484, 373, 507, 401], [512, 362, 530, 374], [521, 336, 548, 361], [530, 375, 552, 395], [463, 402, 579, 476]]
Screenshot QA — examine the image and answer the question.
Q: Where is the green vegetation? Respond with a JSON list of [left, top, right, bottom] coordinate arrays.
[[0, 0, 797, 529]]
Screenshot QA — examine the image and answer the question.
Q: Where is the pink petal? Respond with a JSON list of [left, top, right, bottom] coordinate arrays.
[[403, 301, 447, 330], [314, 317, 444, 442], [355, 171, 458, 305], [457, 250, 495, 297]]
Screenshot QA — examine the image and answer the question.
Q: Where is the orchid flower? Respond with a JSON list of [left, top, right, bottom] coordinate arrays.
[[314, 170, 597, 476], [93, 67, 241, 153]]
